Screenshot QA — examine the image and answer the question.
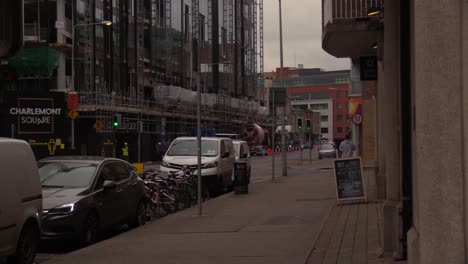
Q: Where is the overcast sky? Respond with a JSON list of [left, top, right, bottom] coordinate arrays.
[[263, 1, 349, 72]]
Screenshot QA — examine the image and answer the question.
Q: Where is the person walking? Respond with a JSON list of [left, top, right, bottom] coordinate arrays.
[[339, 134, 356, 158], [122, 142, 129, 161]]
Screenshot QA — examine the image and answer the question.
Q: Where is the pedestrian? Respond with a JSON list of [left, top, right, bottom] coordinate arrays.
[[339, 134, 356, 158], [122, 142, 129, 161], [155, 142, 163, 161]]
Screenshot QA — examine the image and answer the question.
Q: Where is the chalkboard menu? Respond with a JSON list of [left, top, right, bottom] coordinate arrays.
[[333, 157, 366, 201]]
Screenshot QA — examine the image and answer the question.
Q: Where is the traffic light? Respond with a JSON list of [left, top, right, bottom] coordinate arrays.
[[306, 120, 311, 131], [113, 114, 121, 127], [297, 118, 302, 130]]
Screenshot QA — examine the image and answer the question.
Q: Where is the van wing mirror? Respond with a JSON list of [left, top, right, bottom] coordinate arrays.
[[222, 152, 230, 158]]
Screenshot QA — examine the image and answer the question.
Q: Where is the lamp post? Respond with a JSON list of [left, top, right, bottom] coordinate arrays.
[[196, 61, 231, 216], [279, 0, 287, 176], [71, 20, 112, 150]]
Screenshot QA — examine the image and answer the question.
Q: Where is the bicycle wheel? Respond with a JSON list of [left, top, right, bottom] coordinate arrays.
[[161, 191, 178, 214], [172, 189, 191, 210]]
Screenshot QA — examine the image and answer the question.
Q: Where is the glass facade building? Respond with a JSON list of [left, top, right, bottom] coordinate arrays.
[[0, 0, 265, 161]]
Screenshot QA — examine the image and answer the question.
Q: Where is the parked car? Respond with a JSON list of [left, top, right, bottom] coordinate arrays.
[[38, 156, 147, 246], [233, 140, 252, 179], [160, 137, 236, 195], [0, 138, 42, 264], [318, 144, 337, 159]]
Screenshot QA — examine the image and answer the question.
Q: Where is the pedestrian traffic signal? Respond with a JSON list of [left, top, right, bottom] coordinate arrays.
[[113, 114, 121, 127], [306, 120, 311, 131], [297, 118, 302, 130]]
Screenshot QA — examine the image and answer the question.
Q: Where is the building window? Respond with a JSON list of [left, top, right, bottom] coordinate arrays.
[[184, 5, 189, 43], [321, 116, 328, 122], [309, 92, 331, 100], [199, 14, 205, 47], [346, 114, 350, 121], [337, 102, 343, 109], [337, 127, 343, 133], [321, 127, 329, 133], [292, 104, 308, 110], [310, 103, 328, 110], [290, 93, 309, 100], [221, 27, 227, 58], [337, 115, 343, 121], [337, 91, 342, 97]]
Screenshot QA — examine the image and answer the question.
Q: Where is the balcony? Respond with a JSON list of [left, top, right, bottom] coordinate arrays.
[[322, 0, 383, 58]]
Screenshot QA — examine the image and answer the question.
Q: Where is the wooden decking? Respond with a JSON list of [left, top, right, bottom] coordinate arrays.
[[307, 203, 389, 264]]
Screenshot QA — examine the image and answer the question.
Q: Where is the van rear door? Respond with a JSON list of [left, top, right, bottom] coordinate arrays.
[[0, 142, 22, 254]]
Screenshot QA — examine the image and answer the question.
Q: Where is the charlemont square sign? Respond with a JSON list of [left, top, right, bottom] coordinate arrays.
[[10, 98, 63, 134]]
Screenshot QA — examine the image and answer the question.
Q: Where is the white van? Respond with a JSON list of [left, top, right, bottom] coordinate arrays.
[[160, 137, 236, 195], [0, 138, 42, 264]]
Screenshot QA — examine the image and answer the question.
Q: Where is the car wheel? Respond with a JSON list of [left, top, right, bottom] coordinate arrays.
[[82, 213, 99, 246], [7, 222, 39, 264], [130, 200, 147, 228]]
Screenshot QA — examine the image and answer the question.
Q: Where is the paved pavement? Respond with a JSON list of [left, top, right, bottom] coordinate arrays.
[[46, 151, 338, 264], [3, 150, 399, 264]]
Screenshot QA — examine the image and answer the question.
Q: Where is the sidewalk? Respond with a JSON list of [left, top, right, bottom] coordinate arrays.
[[45, 155, 394, 264]]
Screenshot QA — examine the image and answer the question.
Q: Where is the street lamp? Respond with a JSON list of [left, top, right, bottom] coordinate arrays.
[[70, 20, 112, 150], [196, 60, 231, 216], [279, 0, 287, 176]]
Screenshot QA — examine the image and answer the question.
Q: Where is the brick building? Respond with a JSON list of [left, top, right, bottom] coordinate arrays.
[[275, 67, 355, 144]]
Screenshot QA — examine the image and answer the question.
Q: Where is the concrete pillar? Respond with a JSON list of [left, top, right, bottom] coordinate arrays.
[[56, 0, 66, 91], [407, 0, 466, 263], [380, 0, 402, 258], [376, 62, 386, 201]]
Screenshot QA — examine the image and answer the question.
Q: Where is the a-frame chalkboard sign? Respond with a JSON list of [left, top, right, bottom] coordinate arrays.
[[333, 157, 367, 203]]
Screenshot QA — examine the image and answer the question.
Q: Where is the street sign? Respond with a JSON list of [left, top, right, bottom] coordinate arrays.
[[352, 114, 363, 125], [67, 110, 79, 120], [67, 91, 78, 110], [93, 120, 104, 132], [333, 157, 366, 203]]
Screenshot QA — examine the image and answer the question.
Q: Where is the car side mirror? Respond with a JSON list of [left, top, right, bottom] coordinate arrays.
[[103, 180, 117, 190], [222, 152, 230, 158]]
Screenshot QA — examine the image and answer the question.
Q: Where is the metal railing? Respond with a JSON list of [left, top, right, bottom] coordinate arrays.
[[323, 0, 383, 26]]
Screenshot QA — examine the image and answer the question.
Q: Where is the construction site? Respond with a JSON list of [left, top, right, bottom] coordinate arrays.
[[0, 0, 267, 161]]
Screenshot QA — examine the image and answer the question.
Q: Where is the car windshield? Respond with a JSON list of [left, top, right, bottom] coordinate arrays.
[[321, 144, 334, 150], [167, 140, 218, 157], [38, 162, 97, 188]]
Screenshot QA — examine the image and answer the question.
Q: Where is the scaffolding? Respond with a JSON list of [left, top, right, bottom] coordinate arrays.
[[164, 0, 172, 81], [83, 0, 93, 95], [259, 0, 264, 103], [74, 0, 268, 140]]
